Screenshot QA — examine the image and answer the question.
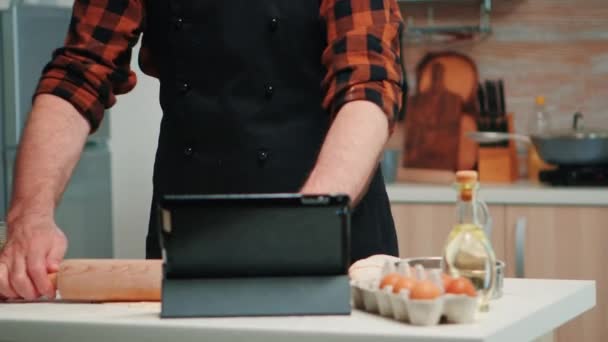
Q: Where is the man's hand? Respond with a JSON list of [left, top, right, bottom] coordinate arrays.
[[0, 216, 67, 300], [0, 94, 89, 301]]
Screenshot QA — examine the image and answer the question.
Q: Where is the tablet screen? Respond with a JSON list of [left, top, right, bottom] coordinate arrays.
[[158, 194, 350, 278]]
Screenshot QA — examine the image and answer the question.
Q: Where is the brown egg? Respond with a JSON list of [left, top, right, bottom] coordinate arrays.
[[392, 277, 417, 294], [442, 273, 454, 290], [410, 280, 442, 300], [446, 277, 477, 297], [379, 273, 403, 289]]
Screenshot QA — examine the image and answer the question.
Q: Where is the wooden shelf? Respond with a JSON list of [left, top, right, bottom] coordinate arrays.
[[398, 0, 492, 42], [398, 0, 491, 12]]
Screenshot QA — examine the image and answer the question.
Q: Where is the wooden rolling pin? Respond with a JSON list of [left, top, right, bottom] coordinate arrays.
[[50, 259, 162, 302], [48, 257, 385, 302]]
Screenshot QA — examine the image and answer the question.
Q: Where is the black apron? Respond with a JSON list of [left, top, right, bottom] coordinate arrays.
[[143, 0, 399, 263]]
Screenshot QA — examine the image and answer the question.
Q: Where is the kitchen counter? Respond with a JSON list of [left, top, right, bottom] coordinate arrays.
[[0, 278, 595, 342], [387, 182, 608, 206]]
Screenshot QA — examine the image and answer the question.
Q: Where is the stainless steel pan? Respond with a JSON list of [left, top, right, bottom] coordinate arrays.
[[468, 112, 608, 166]]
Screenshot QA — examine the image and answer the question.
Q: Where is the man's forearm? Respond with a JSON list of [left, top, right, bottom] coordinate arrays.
[[301, 101, 389, 205], [7, 94, 90, 226]]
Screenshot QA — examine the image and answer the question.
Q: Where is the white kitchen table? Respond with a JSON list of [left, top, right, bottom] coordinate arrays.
[[0, 278, 595, 342]]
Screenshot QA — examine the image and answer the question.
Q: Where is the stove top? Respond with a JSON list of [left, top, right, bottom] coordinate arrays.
[[539, 166, 608, 186]]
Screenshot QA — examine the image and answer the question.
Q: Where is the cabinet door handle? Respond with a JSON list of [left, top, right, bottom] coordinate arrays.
[[515, 216, 527, 278]]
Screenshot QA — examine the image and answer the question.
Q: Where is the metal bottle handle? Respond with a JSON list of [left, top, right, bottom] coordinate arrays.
[[481, 231, 497, 311], [515, 217, 527, 278], [477, 199, 498, 307]]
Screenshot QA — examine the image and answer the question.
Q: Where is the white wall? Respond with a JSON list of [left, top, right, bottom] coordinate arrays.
[[109, 43, 162, 258]]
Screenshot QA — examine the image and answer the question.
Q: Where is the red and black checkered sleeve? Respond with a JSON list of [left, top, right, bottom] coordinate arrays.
[[34, 0, 145, 132], [320, 0, 405, 134]]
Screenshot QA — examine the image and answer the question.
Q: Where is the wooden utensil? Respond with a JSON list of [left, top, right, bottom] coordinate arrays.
[[459, 112, 479, 170], [403, 61, 463, 171], [416, 51, 480, 117], [49, 259, 162, 302], [402, 55, 478, 172]]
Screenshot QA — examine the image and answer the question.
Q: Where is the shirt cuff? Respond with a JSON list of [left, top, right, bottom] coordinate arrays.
[[34, 73, 106, 133], [331, 80, 403, 135]]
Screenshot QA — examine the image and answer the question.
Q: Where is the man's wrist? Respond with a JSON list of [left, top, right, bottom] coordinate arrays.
[[6, 197, 55, 231], [301, 176, 356, 203]]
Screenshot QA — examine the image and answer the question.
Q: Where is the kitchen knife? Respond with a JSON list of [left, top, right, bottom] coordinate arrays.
[[498, 79, 507, 116], [477, 82, 487, 131], [498, 79, 509, 146], [484, 80, 499, 146], [496, 79, 508, 146], [485, 80, 498, 117]]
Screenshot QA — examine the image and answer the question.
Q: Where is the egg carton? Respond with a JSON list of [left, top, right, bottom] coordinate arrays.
[[351, 281, 478, 325], [350, 263, 478, 326]]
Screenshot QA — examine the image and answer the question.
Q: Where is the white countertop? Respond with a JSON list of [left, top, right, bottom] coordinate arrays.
[[387, 182, 608, 206], [0, 278, 595, 342]]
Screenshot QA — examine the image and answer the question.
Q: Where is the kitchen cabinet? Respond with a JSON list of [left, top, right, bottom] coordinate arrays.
[[388, 183, 608, 341], [505, 206, 608, 342], [391, 204, 506, 261]]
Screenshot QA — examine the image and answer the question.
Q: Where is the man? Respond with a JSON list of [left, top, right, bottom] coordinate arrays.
[[0, 0, 404, 300]]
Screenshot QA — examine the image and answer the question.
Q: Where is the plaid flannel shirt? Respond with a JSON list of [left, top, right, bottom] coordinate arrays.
[[35, 0, 405, 133]]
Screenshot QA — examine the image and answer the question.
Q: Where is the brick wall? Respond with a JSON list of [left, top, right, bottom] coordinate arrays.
[[398, 0, 608, 134]]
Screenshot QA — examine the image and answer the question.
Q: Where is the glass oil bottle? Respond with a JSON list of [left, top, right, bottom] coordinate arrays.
[[443, 170, 497, 311]]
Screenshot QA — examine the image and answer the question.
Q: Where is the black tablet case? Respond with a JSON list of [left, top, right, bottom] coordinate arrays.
[[157, 194, 351, 318]]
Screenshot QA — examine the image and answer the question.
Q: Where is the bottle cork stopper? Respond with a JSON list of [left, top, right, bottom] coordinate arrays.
[[536, 96, 545, 106], [456, 170, 478, 183]]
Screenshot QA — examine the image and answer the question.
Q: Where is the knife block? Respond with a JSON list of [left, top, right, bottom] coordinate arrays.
[[477, 113, 519, 183]]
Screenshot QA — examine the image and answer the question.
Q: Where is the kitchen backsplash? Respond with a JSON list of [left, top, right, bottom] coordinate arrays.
[[398, 0, 608, 134]]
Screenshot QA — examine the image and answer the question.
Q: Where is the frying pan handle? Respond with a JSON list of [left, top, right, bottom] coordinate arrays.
[[573, 112, 584, 131], [466, 131, 532, 144], [507, 133, 532, 144]]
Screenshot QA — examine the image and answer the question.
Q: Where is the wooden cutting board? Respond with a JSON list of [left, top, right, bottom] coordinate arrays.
[[401, 51, 480, 174], [459, 112, 478, 171], [402, 62, 464, 171], [417, 51, 480, 117]]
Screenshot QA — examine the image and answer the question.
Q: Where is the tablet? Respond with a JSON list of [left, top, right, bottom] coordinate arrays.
[[157, 193, 351, 278]]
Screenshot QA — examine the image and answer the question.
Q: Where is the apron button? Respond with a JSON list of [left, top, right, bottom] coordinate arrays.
[[257, 150, 269, 162], [179, 82, 190, 94], [269, 17, 280, 32], [265, 84, 274, 98], [174, 17, 184, 30]]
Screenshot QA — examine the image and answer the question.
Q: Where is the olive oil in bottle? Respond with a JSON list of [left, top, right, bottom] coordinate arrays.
[[443, 171, 497, 311]]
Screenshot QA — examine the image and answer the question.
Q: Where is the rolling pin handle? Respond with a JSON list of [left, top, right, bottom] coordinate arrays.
[[48, 272, 58, 288]]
